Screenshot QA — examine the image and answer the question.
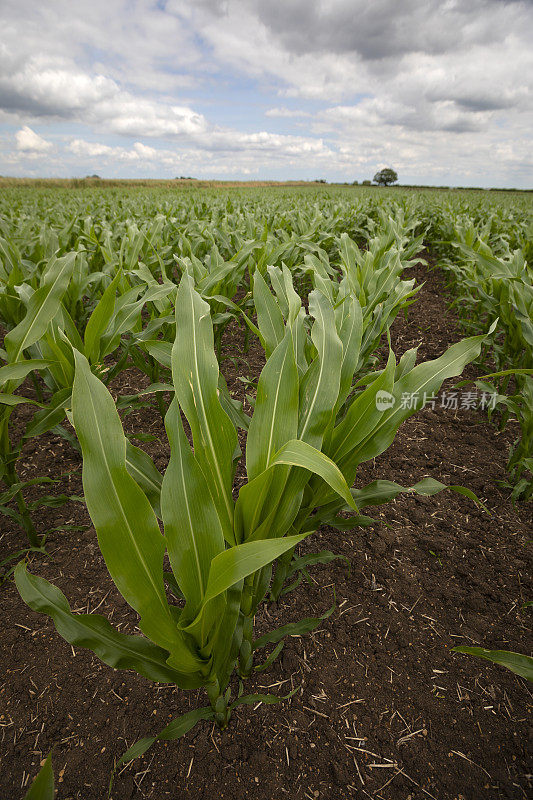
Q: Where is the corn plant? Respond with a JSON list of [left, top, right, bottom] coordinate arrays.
[[0, 249, 164, 549], [21, 264, 175, 445], [0, 253, 76, 547], [15, 266, 493, 777], [302, 231, 421, 373], [237, 266, 490, 605], [437, 235, 533, 498], [14, 273, 348, 761]]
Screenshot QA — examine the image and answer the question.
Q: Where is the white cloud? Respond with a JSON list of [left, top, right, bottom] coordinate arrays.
[[15, 125, 52, 153], [67, 139, 181, 166], [68, 139, 115, 159], [0, 50, 209, 141], [64, 131, 332, 171]]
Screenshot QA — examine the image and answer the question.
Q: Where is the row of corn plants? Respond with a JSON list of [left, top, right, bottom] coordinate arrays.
[[420, 197, 533, 681], [431, 214, 533, 500]]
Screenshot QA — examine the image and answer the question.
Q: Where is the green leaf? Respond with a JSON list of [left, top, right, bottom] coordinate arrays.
[[124, 440, 163, 517], [337, 295, 363, 407], [217, 374, 250, 431], [115, 706, 214, 769], [117, 383, 173, 409], [0, 359, 54, 386], [100, 296, 146, 358], [5, 253, 76, 362], [24, 751, 54, 800], [330, 349, 396, 462], [0, 393, 43, 407], [455, 368, 533, 387], [287, 550, 350, 580], [254, 641, 284, 672], [172, 273, 237, 544], [253, 270, 285, 356], [210, 294, 263, 344], [14, 563, 197, 686], [254, 600, 336, 650], [142, 339, 172, 368], [201, 533, 310, 608], [453, 646, 533, 682], [298, 290, 343, 448], [161, 400, 225, 623], [24, 388, 72, 439], [351, 477, 487, 512], [246, 328, 299, 481], [84, 269, 123, 363], [353, 327, 494, 466], [209, 578, 245, 688], [270, 439, 358, 511], [229, 685, 299, 710], [71, 349, 202, 671], [326, 513, 378, 529]]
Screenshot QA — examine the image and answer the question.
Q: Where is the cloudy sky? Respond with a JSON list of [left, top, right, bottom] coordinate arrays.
[[0, 0, 532, 186]]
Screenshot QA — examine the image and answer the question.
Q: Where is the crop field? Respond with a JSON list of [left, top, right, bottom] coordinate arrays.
[[0, 183, 531, 800]]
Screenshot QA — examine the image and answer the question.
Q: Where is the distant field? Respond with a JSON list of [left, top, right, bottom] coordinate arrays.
[[1, 176, 530, 192], [0, 176, 330, 189]]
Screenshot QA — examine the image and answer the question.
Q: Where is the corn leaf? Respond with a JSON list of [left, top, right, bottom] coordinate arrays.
[[298, 290, 343, 447], [71, 349, 202, 670], [337, 295, 363, 407], [254, 600, 336, 650], [124, 440, 163, 517], [5, 253, 76, 362], [253, 270, 285, 356], [201, 532, 310, 608], [0, 359, 54, 385], [454, 646, 533, 682], [353, 327, 494, 466], [161, 399, 225, 622], [83, 268, 122, 363], [24, 751, 54, 800], [24, 388, 72, 438], [115, 706, 215, 769], [270, 439, 358, 511], [246, 328, 298, 480], [171, 273, 237, 544], [14, 563, 198, 686], [351, 477, 485, 510], [330, 350, 396, 462]]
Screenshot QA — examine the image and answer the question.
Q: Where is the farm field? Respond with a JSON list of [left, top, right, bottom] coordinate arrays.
[[0, 184, 532, 800]]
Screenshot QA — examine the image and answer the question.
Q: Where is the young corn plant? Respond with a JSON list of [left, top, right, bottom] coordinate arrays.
[[22, 266, 174, 448], [235, 266, 491, 612], [13, 272, 346, 764], [15, 270, 492, 771], [0, 251, 166, 552], [300, 231, 421, 374], [0, 253, 76, 547], [436, 234, 533, 498]]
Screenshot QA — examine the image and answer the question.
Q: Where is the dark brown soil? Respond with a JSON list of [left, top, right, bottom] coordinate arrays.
[[1, 261, 531, 800]]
